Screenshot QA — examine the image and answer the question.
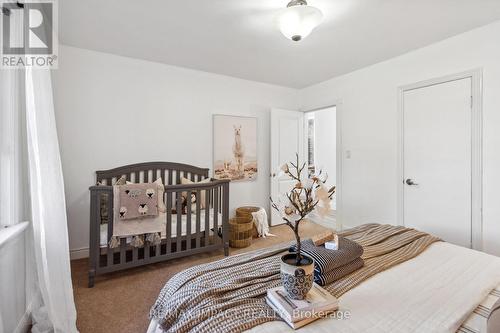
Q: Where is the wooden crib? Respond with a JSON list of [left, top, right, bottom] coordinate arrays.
[[88, 162, 230, 287]]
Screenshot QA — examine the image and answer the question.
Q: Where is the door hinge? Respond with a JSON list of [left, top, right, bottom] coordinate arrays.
[[470, 95, 473, 108]]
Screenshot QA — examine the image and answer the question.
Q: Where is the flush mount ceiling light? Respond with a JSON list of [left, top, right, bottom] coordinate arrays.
[[277, 0, 323, 42]]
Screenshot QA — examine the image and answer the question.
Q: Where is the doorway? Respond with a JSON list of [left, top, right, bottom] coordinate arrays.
[[305, 106, 338, 229], [398, 70, 483, 249], [269, 105, 342, 230]]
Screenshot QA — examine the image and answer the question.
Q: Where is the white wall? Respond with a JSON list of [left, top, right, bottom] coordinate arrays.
[[55, 20, 500, 257], [52, 46, 299, 256], [299, 20, 500, 256], [312, 107, 337, 190]]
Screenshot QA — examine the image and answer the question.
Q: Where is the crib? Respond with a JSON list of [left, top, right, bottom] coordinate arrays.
[[88, 162, 230, 287]]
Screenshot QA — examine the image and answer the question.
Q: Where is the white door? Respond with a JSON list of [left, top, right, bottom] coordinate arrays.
[[403, 78, 472, 247], [270, 108, 304, 226]]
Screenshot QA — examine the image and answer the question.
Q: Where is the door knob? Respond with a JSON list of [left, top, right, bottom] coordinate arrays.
[[405, 178, 419, 186]]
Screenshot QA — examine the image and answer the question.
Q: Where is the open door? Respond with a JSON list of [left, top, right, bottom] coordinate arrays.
[[270, 108, 304, 226]]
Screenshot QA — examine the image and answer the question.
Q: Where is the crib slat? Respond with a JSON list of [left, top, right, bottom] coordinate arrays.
[[186, 190, 192, 250], [168, 170, 173, 185], [133, 246, 138, 261], [195, 190, 201, 248], [214, 187, 219, 245], [155, 181, 161, 256], [176, 191, 182, 252], [155, 179, 161, 254], [218, 187, 221, 213], [89, 190, 99, 285], [106, 248, 113, 267], [107, 190, 114, 267], [166, 192, 172, 254], [120, 238, 126, 263], [205, 189, 210, 246], [145, 241, 150, 260]]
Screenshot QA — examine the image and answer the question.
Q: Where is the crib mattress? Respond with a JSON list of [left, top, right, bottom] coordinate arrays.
[[100, 208, 222, 247]]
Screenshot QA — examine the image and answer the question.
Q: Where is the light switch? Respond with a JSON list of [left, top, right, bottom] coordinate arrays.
[[345, 150, 351, 159]]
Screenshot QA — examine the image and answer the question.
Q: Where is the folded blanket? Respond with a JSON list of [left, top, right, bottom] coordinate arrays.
[[117, 183, 159, 220], [112, 185, 163, 239], [289, 237, 364, 275], [314, 257, 364, 286]]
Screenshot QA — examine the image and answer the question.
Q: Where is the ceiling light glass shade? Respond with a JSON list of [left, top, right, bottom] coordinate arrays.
[[278, 4, 323, 41]]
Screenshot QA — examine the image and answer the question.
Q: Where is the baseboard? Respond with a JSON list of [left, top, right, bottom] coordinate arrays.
[[70, 246, 89, 260]]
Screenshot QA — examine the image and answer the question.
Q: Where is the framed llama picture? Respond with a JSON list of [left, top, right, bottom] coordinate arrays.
[[213, 115, 258, 182]]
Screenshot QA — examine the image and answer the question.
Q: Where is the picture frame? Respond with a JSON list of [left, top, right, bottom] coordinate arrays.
[[213, 115, 258, 182]]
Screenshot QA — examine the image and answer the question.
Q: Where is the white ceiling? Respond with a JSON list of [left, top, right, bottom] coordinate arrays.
[[59, 0, 500, 88]]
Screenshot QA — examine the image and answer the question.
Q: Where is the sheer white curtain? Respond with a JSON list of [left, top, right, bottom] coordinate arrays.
[[1, 1, 78, 330], [25, 66, 78, 332]]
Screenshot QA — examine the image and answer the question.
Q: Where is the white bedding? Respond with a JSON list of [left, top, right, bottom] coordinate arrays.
[[100, 208, 222, 247], [147, 242, 500, 333]]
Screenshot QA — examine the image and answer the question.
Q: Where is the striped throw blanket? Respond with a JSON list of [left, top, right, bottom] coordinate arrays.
[[289, 237, 364, 286], [150, 224, 440, 333], [289, 237, 364, 274], [316, 257, 364, 286]]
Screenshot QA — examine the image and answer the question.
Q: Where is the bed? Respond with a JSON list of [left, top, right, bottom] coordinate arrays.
[[88, 162, 230, 288], [148, 224, 500, 333]]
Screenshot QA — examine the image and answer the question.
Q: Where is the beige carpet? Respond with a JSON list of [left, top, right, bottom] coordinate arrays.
[[71, 222, 330, 333]]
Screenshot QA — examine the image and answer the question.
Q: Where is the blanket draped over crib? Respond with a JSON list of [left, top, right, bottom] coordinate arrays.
[[150, 224, 441, 333], [108, 182, 164, 247]]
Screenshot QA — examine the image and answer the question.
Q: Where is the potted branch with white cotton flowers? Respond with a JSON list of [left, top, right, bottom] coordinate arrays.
[[271, 154, 335, 300]]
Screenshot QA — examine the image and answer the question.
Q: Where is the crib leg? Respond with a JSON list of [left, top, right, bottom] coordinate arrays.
[[224, 242, 229, 256], [88, 269, 95, 288]]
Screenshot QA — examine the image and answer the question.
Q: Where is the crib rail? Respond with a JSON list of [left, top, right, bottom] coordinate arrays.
[[88, 179, 229, 287], [96, 161, 210, 185]]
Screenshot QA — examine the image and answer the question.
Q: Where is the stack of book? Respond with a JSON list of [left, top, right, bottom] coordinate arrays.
[[265, 283, 339, 329]]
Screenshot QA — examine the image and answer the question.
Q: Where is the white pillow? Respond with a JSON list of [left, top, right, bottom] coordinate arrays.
[[180, 177, 211, 209]]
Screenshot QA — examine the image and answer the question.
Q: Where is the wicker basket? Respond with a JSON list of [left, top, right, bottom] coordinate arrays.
[[229, 216, 253, 248], [236, 206, 260, 238]]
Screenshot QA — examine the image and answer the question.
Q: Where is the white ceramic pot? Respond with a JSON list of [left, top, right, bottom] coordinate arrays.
[[280, 253, 314, 300]]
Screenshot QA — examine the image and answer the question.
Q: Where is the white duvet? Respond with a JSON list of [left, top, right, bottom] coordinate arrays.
[[148, 242, 500, 333]]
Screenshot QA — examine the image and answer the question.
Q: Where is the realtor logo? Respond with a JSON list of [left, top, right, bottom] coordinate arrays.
[[1, 0, 58, 68]]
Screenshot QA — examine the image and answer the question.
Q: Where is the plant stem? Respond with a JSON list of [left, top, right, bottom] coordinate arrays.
[[295, 219, 302, 264]]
